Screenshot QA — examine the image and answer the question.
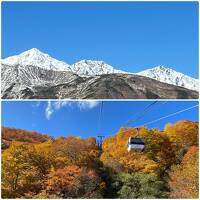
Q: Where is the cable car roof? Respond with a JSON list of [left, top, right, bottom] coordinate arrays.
[[129, 137, 144, 144]]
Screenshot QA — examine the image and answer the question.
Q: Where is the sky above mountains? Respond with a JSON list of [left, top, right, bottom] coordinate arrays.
[[2, 2, 198, 78], [2, 101, 198, 138]]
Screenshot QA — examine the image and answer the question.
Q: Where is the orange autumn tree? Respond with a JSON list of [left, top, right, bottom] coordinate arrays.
[[2, 127, 51, 146], [51, 136, 100, 169], [164, 120, 198, 163], [45, 165, 105, 198], [2, 143, 49, 198], [26, 140, 56, 175], [2, 136, 101, 198], [1, 120, 199, 199], [139, 127, 176, 170], [169, 146, 199, 198], [101, 127, 159, 174], [101, 126, 176, 175]]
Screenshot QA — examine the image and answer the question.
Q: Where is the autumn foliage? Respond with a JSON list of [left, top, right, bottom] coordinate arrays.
[[169, 146, 199, 198], [2, 127, 52, 149], [1, 120, 199, 198], [46, 165, 104, 198]]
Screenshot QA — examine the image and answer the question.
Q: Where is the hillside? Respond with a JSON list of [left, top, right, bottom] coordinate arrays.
[[2, 127, 52, 149], [2, 65, 198, 99], [1, 120, 199, 199]]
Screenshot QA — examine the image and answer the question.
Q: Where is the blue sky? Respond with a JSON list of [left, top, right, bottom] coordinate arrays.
[[2, 2, 198, 78], [2, 101, 198, 138]]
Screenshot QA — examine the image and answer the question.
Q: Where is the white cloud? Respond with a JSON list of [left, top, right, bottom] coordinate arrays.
[[45, 101, 100, 120], [45, 101, 54, 120], [77, 101, 100, 110]]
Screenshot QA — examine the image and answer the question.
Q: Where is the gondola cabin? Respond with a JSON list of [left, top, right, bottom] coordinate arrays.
[[127, 137, 145, 152]]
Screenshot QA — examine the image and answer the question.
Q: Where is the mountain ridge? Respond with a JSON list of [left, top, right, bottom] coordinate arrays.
[[1, 48, 199, 98], [1, 65, 198, 99], [137, 66, 198, 91]]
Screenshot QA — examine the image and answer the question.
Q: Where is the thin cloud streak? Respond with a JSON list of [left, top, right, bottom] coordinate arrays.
[[45, 101, 100, 120], [45, 101, 54, 120]]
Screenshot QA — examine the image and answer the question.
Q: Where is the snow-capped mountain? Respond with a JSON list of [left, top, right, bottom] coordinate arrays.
[[1, 48, 199, 92], [2, 48, 71, 71], [2, 48, 126, 76], [137, 66, 199, 91], [71, 60, 126, 76]]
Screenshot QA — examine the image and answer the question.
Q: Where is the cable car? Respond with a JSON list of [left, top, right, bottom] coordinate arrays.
[[127, 137, 145, 152]]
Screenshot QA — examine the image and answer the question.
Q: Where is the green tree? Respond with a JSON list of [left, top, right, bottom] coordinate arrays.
[[111, 172, 168, 198]]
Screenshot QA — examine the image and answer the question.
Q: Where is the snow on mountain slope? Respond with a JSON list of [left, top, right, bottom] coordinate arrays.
[[1, 48, 199, 91], [2, 48, 126, 76], [71, 60, 127, 76], [137, 66, 199, 91], [2, 48, 71, 71], [1, 64, 80, 95]]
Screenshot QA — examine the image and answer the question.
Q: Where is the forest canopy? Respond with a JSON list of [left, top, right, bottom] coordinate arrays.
[[1, 120, 199, 199]]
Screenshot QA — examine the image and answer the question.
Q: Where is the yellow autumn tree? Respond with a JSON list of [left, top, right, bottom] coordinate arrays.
[[164, 120, 198, 163], [169, 146, 199, 198]]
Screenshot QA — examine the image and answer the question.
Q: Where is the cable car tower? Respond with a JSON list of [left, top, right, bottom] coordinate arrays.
[[97, 135, 105, 149], [97, 101, 105, 149]]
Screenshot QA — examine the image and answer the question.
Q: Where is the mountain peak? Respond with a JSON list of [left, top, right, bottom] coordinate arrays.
[[2, 48, 71, 71], [155, 65, 166, 69], [149, 65, 172, 71], [21, 48, 43, 55], [76, 59, 105, 65], [137, 65, 198, 91], [1, 49, 198, 91], [25, 47, 41, 52], [18, 48, 49, 60], [30, 47, 40, 51], [71, 59, 126, 76]]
